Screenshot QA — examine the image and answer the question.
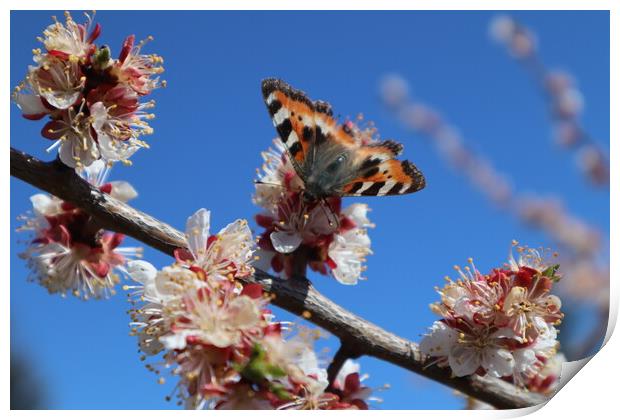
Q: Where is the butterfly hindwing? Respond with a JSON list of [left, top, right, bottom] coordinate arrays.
[[342, 141, 426, 196]]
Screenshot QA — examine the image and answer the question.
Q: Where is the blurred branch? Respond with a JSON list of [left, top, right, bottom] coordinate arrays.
[[11, 147, 547, 409], [489, 15, 609, 186], [379, 75, 603, 259]]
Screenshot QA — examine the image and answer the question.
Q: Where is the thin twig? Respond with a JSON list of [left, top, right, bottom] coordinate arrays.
[[326, 344, 361, 390], [10, 147, 548, 409]]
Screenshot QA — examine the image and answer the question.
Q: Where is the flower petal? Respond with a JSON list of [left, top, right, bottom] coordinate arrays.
[[160, 330, 192, 350], [127, 260, 157, 284], [449, 346, 481, 377], [225, 295, 261, 330], [58, 138, 98, 168], [420, 321, 457, 358], [482, 347, 515, 377], [342, 203, 372, 228], [335, 359, 361, 389], [270, 230, 302, 254], [14, 93, 48, 118], [513, 348, 537, 375], [30, 193, 59, 216], [109, 181, 138, 202], [40, 89, 81, 110], [185, 208, 211, 262], [97, 132, 138, 162]]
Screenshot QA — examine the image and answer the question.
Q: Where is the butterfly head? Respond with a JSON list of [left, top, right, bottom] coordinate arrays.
[[301, 189, 319, 203], [300, 149, 352, 202]]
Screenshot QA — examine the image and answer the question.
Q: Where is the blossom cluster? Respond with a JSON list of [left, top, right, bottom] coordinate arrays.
[[128, 208, 375, 409], [253, 139, 374, 285], [12, 11, 164, 168], [420, 244, 564, 388], [18, 160, 140, 299]]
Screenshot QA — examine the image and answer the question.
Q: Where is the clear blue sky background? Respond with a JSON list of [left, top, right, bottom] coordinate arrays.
[[10, 10, 609, 409]]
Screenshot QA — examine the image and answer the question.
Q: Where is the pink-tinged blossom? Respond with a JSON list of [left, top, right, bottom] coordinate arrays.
[[526, 352, 566, 394], [253, 138, 373, 285], [27, 57, 85, 110], [110, 34, 164, 95], [162, 284, 263, 350], [12, 11, 163, 168], [38, 11, 99, 60], [506, 248, 563, 319], [128, 209, 270, 409], [18, 161, 140, 299], [128, 262, 201, 356], [270, 347, 331, 410], [421, 321, 518, 378], [128, 265, 268, 409], [331, 359, 377, 409], [175, 208, 255, 282], [13, 91, 51, 120], [42, 105, 101, 167], [128, 210, 374, 410], [163, 282, 269, 409], [420, 244, 563, 387], [21, 231, 137, 299]]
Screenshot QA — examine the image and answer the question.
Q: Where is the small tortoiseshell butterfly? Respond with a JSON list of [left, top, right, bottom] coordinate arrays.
[[261, 78, 426, 202]]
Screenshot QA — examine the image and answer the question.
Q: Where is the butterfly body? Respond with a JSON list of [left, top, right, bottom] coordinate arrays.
[[300, 143, 354, 201], [261, 78, 425, 201]]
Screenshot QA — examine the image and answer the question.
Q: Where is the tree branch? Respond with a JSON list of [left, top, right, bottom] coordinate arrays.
[[326, 343, 361, 390], [10, 147, 548, 409]]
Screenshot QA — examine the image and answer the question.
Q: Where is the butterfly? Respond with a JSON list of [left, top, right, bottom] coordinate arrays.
[[261, 78, 426, 202]]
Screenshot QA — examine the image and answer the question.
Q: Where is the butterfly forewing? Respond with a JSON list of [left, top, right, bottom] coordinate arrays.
[[262, 79, 315, 174]]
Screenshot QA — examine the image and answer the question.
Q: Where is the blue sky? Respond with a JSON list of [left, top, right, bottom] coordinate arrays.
[[10, 10, 609, 409]]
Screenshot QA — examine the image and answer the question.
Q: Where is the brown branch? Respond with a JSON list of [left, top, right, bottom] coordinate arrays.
[[326, 343, 361, 390], [10, 147, 548, 409]]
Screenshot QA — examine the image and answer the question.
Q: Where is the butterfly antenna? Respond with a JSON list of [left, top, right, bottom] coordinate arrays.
[[253, 180, 287, 189]]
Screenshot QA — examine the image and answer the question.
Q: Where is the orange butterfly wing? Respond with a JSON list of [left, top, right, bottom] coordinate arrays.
[[262, 79, 313, 166], [262, 78, 426, 197], [262, 79, 356, 169], [342, 141, 426, 196]]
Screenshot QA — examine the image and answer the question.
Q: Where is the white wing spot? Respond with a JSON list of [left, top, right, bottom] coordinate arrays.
[[358, 182, 375, 194], [378, 180, 396, 196], [286, 130, 299, 147], [273, 108, 289, 126]]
